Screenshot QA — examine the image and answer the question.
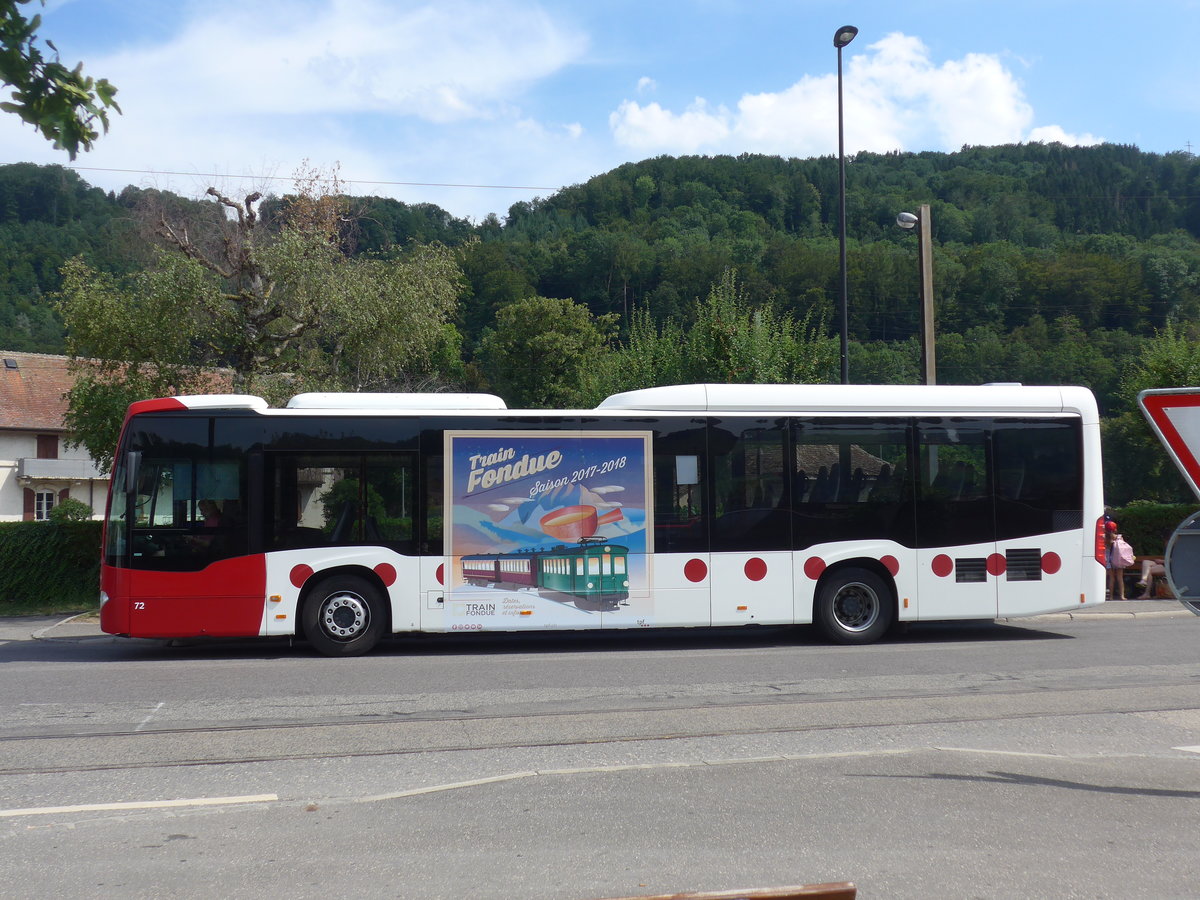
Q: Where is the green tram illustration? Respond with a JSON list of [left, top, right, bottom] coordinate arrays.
[[461, 539, 630, 611]]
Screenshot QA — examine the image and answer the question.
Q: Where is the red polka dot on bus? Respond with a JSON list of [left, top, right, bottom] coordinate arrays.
[[436, 563, 444, 585], [289, 564, 313, 588], [932, 554, 953, 578], [1041, 552, 1061, 574], [684, 558, 708, 583], [744, 557, 767, 581], [881, 555, 899, 576], [803, 557, 826, 580], [374, 563, 397, 586], [987, 553, 1007, 576]]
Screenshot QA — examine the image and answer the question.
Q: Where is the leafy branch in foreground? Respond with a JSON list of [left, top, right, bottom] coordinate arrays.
[[0, 0, 120, 158]]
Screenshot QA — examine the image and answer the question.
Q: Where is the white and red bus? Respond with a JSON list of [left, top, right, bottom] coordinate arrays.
[[99, 383, 1106, 656]]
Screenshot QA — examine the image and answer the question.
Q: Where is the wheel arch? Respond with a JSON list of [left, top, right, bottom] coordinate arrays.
[[815, 557, 898, 605], [296, 564, 392, 640]]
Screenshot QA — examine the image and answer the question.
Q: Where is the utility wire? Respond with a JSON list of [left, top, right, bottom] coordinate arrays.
[[67, 165, 558, 192]]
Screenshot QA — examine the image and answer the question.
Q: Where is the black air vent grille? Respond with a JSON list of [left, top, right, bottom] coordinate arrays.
[[955, 557, 987, 583]]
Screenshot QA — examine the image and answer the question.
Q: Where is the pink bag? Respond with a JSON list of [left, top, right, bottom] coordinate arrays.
[[1112, 534, 1135, 568]]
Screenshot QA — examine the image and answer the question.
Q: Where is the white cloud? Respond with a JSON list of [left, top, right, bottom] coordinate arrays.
[[99, 0, 587, 123], [608, 32, 1094, 156], [1027, 124, 1104, 146], [0, 9, 1112, 226], [609, 98, 732, 153], [0, 0, 594, 221]]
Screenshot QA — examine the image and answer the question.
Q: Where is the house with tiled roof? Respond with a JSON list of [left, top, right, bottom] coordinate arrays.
[[0, 351, 108, 520]]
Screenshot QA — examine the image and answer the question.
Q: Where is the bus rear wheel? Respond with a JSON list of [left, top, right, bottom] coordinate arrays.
[[815, 567, 894, 645], [302, 574, 386, 657]]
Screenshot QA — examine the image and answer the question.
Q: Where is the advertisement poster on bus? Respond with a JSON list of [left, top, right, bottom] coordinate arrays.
[[444, 430, 654, 630]]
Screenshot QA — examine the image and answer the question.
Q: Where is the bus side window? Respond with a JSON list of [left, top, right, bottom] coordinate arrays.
[[268, 453, 416, 552], [915, 420, 993, 549], [423, 453, 444, 555], [791, 418, 912, 550], [711, 420, 790, 552], [652, 452, 704, 552], [364, 455, 416, 550], [992, 419, 1083, 538]]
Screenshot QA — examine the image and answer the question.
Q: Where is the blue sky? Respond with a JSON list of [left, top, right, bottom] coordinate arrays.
[[3, 0, 1197, 222]]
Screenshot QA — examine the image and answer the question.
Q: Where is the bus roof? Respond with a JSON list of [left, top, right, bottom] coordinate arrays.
[[286, 392, 507, 410], [597, 383, 1099, 421], [146, 383, 1098, 422]]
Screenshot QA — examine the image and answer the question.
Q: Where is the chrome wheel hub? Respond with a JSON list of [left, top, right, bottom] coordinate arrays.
[[319, 592, 370, 640]]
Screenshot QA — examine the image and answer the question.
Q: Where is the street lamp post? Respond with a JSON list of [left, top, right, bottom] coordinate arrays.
[[834, 25, 857, 385], [897, 204, 936, 385]]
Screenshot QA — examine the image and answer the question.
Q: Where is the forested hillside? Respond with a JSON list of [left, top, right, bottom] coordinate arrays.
[[464, 144, 1200, 414], [6, 147, 1199, 379], [4, 145, 1200, 503]]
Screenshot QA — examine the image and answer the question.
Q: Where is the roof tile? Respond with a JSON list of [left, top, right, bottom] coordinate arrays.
[[0, 352, 76, 432]]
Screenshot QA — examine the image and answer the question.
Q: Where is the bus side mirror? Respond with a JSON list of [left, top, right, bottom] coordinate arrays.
[[125, 451, 141, 496]]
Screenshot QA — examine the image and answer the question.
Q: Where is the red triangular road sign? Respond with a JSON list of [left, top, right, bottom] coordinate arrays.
[[1138, 388, 1200, 500]]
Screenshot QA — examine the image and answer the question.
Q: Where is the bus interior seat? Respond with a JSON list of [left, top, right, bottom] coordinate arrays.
[[330, 501, 358, 542], [364, 516, 382, 543]]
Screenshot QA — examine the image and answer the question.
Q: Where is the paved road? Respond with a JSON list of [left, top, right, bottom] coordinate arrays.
[[1, 603, 1197, 899]]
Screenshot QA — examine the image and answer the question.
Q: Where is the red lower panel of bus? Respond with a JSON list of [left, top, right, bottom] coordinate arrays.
[[101, 556, 267, 638]]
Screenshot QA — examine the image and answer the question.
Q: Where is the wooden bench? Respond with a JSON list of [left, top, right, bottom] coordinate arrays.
[[1119, 555, 1172, 599]]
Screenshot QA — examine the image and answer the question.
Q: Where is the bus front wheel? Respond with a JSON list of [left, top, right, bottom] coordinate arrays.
[[302, 575, 387, 657], [814, 567, 894, 645]]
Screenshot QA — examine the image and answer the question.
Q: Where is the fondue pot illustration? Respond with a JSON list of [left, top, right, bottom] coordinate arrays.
[[539, 505, 598, 541]]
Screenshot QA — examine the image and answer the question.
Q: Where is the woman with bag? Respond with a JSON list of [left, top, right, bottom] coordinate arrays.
[[1105, 517, 1134, 600]]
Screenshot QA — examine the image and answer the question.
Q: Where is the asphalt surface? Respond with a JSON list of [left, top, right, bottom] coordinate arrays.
[[3, 598, 1197, 899]]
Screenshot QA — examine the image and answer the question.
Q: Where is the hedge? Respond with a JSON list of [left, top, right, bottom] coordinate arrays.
[[0, 520, 102, 614], [1111, 502, 1200, 557]]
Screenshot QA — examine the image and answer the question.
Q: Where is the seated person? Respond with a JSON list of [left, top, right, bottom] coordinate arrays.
[[188, 499, 223, 551], [1135, 558, 1166, 600], [199, 498, 222, 528]]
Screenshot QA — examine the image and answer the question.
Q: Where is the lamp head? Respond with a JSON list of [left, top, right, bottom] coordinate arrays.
[[833, 26, 858, 49], [896, 211, 919, 230]]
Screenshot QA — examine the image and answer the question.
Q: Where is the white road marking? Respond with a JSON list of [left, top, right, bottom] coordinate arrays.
[[1173, 745, 1200, 754], [358, 772, 538, 802], [934, 746, 1072, 759], [355, 749, 920, 803], [135, 701, 165, 732], [0, 794, 278, 818]]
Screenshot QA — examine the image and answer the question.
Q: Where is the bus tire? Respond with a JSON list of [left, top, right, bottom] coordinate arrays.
[[302, 574, 387, 657], [815, 566, 894, 645]]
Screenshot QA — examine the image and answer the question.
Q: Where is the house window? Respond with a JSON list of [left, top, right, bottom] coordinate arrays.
[[36, 434, 58, 459], [34, 490, 55, 521]]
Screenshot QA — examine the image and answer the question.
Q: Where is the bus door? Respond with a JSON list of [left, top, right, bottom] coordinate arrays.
[[990, 418, 1086, 616], [633, 425, 710, 628], [914, 420, 998, 620], [709, 419, 793, 626]]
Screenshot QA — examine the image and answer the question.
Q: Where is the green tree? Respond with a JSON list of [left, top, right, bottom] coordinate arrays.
[[477, 295, 616, 408], [0, 1, 119, 158], [1102, 323, 1200, 504], [606, 269, 836, 391], [1121, 323, 1200, 401], [58, 173, 467, 468]]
